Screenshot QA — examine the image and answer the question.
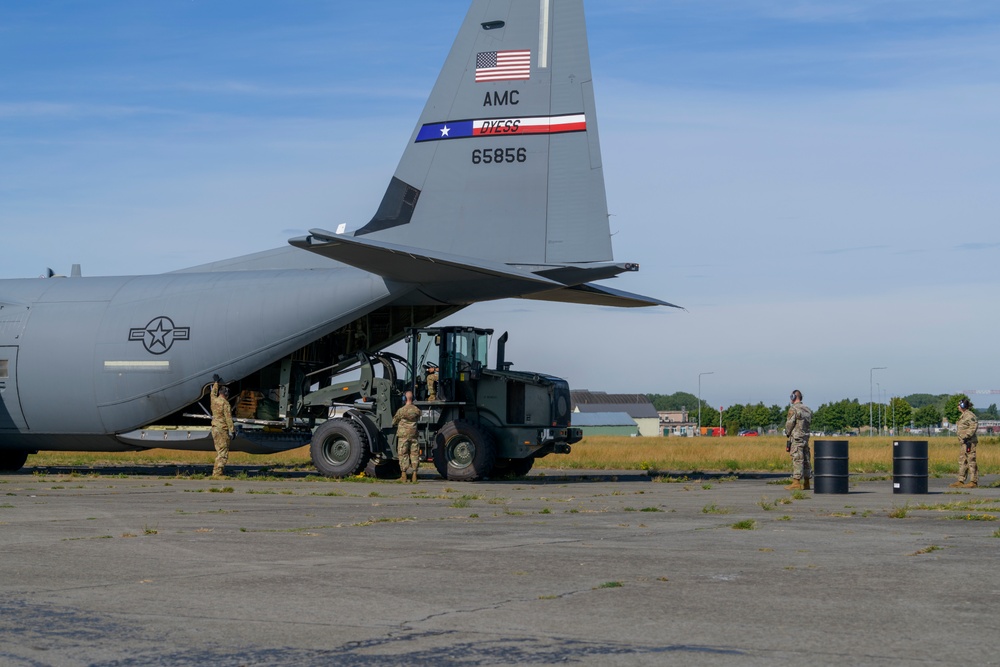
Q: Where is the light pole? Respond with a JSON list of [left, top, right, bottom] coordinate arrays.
[[876, 382, 881, 436], [880, 387, 887, 435], [891, 394, 896, 435], [870, 367, 886, 436], [698, 372, 714, 434]]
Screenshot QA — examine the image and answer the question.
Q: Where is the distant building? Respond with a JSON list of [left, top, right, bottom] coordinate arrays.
[[658, 409, 697, 437], [979, 420, 1000, 435], [571, 412, 640, 437], [571, 390, 660, 437]]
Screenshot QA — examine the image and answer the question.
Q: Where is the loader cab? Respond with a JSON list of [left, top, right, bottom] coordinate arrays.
[[405, 326, 492, 402]]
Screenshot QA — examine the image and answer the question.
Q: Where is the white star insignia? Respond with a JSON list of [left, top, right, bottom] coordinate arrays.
[[440, 125, 451, 137]]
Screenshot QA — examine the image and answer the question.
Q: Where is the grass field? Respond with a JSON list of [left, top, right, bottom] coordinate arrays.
[[18, 435, 1000, 476], [547, 435, 1000, 476]]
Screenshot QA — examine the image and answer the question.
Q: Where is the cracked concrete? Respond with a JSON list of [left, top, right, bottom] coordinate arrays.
[[0, 468, 998, 665]]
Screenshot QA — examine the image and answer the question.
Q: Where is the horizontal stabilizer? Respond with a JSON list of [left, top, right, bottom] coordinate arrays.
[[531, 263, 641, 285], [521, 283, 682, 309], [289, 229, 559, 288]]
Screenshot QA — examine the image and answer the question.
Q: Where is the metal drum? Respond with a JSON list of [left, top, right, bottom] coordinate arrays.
[[813, 440, 849, 494], [893, 440, 928, 494]]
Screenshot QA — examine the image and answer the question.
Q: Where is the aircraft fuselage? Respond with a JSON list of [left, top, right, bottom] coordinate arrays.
[[0, 266, 400, 449]]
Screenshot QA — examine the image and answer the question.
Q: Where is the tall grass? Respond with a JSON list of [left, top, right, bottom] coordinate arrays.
[[545, 435, 1000, 475], [24, 448, 315, 470], [18, 435, 1000, 475]]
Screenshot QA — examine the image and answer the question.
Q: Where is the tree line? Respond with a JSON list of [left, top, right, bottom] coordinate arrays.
[[648, 392, 998, 435]]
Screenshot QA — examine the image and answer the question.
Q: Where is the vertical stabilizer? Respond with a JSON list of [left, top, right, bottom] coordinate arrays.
[[353, 0, 612, 267]]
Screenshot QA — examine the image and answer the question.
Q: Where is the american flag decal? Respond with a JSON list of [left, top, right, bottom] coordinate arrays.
[[475, 50, 531, 82]]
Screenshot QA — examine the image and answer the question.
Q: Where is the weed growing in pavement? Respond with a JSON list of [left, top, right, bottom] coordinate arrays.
[[914, 499, 1000, 512], [653, 475, 690, 484], [595, 581, 623, 589], [731, 519, 757, 530], [888, 504, 910, 519], [702, 504, 731, 515], [909, 545, 943, 556]]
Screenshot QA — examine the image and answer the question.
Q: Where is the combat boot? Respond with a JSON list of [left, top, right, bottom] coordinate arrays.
[[802, 477, 811, 491], [784, 479, 803, 491], [411, 471, 418, 484], [964, 481, 978, 489], [948, 480, 966, 488], [400, 471, 408, 482]]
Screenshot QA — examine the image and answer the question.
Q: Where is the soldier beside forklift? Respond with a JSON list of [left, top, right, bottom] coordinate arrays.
[[307, 326, 581, 481]]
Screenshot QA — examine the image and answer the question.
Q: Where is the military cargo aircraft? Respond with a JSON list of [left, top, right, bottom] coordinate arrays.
[[0, 0, 674, 472]]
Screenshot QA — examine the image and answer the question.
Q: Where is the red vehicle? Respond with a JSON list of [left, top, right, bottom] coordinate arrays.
[[738, 430, 759, 437]]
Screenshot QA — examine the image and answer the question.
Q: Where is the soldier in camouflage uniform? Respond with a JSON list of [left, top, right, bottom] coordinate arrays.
[[393, 391, 423, 483], [210, 379, 234, 478], [425, 363, 439, 401], [784, 389, 813, 491], [950, 398, 979, 489]]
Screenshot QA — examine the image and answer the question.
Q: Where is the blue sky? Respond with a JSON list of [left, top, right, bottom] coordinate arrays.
[[3, 1, 999, 409]]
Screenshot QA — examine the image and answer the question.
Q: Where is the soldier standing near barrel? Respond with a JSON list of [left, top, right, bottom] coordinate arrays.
[[950, 398, 979, 489], [784, 389, 813, 491], [393, 390, 423, 483]]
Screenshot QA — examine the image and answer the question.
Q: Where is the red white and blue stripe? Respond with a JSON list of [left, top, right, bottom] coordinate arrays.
[[415, 114, 587, 143]]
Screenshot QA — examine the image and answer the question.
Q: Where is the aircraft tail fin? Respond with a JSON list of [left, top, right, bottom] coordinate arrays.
[[349, 0, 612, 267]]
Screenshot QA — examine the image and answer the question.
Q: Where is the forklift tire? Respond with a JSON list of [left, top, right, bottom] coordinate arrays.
[[0, 450, 29, 473], [434, 420, 495, 482], [364, 458, 401, 480], [310, 419, 370, 478], [492, 457, 534, 479]]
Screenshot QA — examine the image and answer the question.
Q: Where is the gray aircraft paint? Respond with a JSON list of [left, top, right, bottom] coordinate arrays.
[[0, 0, 673, 457]]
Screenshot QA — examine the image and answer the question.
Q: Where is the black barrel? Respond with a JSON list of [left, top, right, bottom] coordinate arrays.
[[813, 440, 849, 494], [893, 440, 928, 494]]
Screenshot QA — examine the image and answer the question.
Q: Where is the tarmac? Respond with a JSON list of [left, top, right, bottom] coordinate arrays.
[[1, 464, 998, 666]]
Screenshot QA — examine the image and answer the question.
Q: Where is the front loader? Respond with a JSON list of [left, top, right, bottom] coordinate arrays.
[[306, 326, 581, 481]]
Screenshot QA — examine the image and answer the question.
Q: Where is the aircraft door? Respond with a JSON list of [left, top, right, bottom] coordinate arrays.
[[0, 346, 28, 431]]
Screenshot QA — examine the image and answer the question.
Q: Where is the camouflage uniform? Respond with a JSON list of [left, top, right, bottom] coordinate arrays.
[[956, 408, 979, 485], [426, 369, 439, 401], [210, 382, 234, 477], [784, 402, 813, 481], [393, 402, 423, 474]]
